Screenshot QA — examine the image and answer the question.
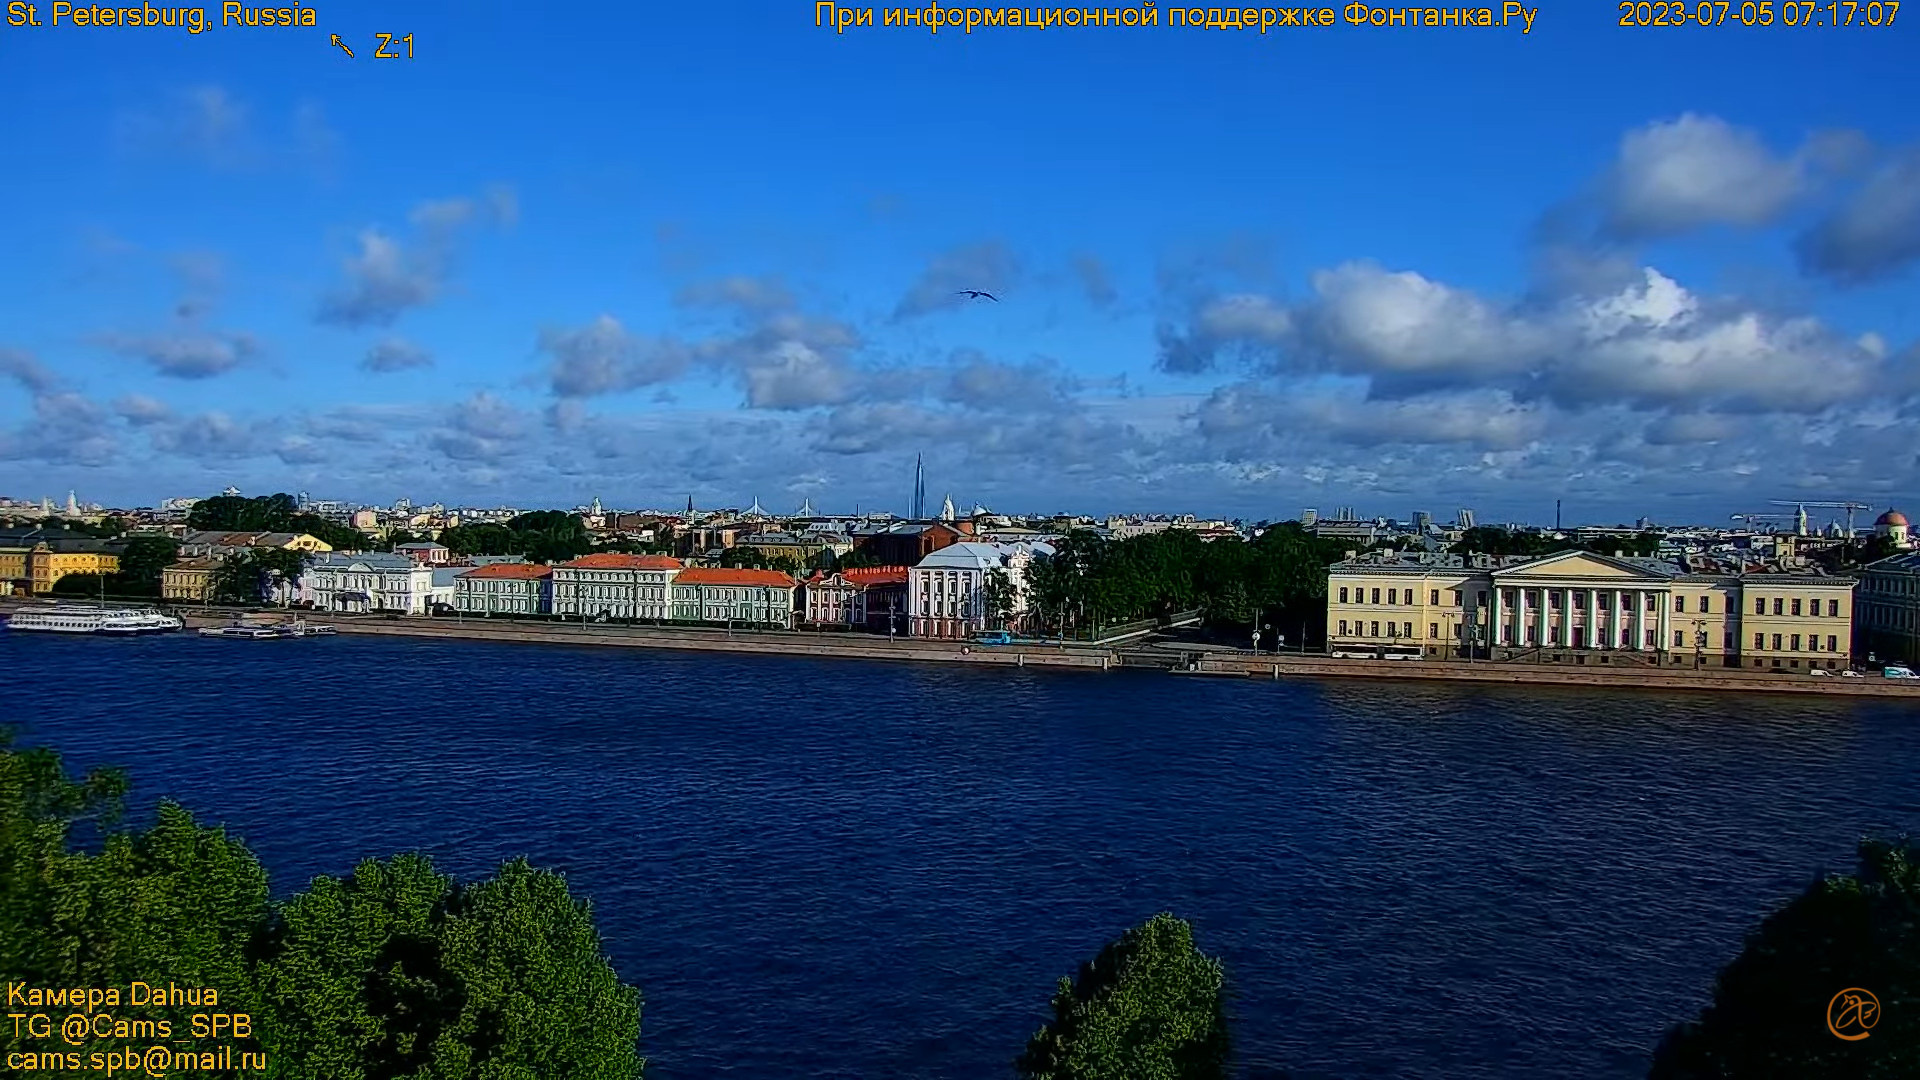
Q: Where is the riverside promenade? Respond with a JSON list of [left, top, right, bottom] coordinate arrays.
[[158, 608, 1920, 700]]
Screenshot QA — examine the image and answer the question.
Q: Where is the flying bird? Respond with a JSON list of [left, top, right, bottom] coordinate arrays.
[[956, 290, 998, 301]]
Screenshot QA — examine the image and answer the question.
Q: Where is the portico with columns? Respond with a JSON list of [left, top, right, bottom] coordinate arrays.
[[1487, 550, 1677, 660]]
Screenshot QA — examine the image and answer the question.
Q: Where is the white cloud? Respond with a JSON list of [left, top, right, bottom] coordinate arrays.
[[1600, 114, 1807, 236]]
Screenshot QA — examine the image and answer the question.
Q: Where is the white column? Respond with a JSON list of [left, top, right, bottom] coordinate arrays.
[[1513, 588, 1525, 647], [1658, 591, 1671, 657], [1490, 585, 1503, 650], [1591, 589, 1603, 648]]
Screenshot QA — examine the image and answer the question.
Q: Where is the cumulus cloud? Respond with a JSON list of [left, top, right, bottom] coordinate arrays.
[[423, 393, 532, 465], [0, 391, 117, 466], [541, 316, 691, 397], [362, 337, 434, 373], [1797, 148, 1920, 283], [1074, 255, 1118, 308], [1159, 261, 1892, 414], [113, 394, 173, 425], [1599, 114, 1809, 237], [147, 411, 261, 459], [893, 241, 1018, 319], [0, 349, 60, 395], [943, 352, 1077, 412], [318, 188, 514, 328], [98, 329, 263, 379]]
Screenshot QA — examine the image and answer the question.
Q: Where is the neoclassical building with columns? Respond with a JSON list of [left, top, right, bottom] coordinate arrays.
[[1327, 549, 1856, 670]]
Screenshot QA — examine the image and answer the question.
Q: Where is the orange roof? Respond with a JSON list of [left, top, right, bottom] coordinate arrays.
[[841, 567, 910, 585], [459, 563, 553, 580], [562, 553, 683, 570], [675, 567, 796, 587]]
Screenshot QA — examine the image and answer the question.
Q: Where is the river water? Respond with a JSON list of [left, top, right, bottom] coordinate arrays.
[[10, 632, 1919, 1078]]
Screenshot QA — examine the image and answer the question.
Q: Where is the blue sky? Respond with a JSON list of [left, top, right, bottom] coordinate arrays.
[[2, 3, 1917, 525]]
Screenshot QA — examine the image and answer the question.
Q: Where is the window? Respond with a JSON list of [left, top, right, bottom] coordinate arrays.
[[1549, 591, 1562, 610], [1429, 623, 1439, 639], [1724, 630, 1734, 650], [1338, 620, 1348, 635], [1675, 595, 1686, 613], [1386, 588, 1398, 605], [1388, 623, 1398, 638], [1701, 595, 1712, 614], [1772, 633, 1782, 650], [1370, 621, 1379, 637], [1371, 588, 1381, 605], [1450, 589, 1462, 605], [1755, 596, 1766, 615], [1791, 634, 1801, 652], [1773, 598, 1784, 616], [1339, 587, 1349, 604], [1430, 589, 1440, 605], [1646, 594, 1657, 612], [1828, 634, 1838, 652], [1404, 622, 1413, 638], [1674, 630, 1684, 647], [1792, 598, 1803, 617], [1828, 599, 1840, 617], [1754, 632, 1765, 650], [1476, 591, 1487, 608]]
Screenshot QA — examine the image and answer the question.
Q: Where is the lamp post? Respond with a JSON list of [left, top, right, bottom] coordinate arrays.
[[1693, 619, 1706, 670]]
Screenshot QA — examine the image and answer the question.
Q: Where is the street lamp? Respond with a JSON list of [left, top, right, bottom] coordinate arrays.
[[1692, 619, 1706, 670]]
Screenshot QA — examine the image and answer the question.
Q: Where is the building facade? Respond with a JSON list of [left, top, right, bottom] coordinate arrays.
[[298, 553, 436, 614], [28, 541, 120, 594], [907, 541, 1054, 639], [453, 563, 553, 615], [161, 558, 220, 602], [856, 522, 970, 568], [394, 541, 453, 566], [803, 567, 910, 632], [1858, 551, 1920, 665], [669, 568, 797, 628], [1327, 549, 1855, 670], [551, 553, 684, 620]]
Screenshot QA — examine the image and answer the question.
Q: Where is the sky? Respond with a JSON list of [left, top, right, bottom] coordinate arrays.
[[1, 3, 1917, 526]]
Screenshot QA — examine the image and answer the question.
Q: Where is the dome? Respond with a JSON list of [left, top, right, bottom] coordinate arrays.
[[1877, 510, 1909, 528]]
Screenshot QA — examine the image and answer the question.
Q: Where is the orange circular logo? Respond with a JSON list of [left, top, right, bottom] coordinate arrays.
[[1827, 988, 1880, 1042]]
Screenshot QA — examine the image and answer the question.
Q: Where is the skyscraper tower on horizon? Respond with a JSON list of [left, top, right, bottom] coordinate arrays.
[[912, 454, 926, 520]]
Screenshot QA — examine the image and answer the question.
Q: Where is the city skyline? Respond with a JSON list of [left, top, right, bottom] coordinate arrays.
[[2, 7, 1916, 519]]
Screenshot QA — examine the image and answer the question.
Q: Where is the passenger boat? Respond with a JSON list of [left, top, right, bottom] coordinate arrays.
[[198, 617, 338, 639], [6, 604, 184, 635]]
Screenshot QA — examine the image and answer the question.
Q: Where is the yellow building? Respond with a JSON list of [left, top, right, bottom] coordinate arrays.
[[0, 546, 29, 595], [1328, 549, 1855, 671], [28, 541, 121, 594], [162, 558, 221, 602]]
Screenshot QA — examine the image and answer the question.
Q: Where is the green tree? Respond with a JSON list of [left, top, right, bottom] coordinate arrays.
[[0, 731, 269, 1065], [189, 493, 299, 532], [1, 735, 646, 1078], [289, 513, 372, 552], [440, 523, 524, 558], [983, 568, 1018, 630], [1650, 838, 1920, 1079], [209, 548, 308, 605], [118, 534, 181, 594], [1017, 912, 1230, 1080], [258, 854, 644, 1080]]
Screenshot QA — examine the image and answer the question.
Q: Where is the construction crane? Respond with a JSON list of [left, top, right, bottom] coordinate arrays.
[[1729, 513, 1790, 530], [1768, 500, 1874, 538]]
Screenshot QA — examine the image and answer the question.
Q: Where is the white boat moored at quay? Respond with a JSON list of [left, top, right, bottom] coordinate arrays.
[[5, 604, 184, 635], [198, 618, 338, 640]]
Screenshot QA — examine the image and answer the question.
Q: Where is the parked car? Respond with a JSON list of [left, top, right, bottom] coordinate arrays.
[[1808, 668, 1830, 676], [1884, 665, 1918, 679], [972, 630, 1014, 646], [1840, 669, 1864, 678]]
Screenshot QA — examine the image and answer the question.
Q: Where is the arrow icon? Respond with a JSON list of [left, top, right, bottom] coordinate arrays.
[[329, 34, 353, 58]]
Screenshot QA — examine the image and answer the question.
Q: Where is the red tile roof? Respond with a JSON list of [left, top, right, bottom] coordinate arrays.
[[458, 563, 553, 580], [841, 566, 910, 585], [675, 567, 796, 587], [561, 553, 683, 570]]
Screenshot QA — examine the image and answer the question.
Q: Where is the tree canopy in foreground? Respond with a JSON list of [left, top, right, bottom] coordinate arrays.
[[0, 730, 644, 1079], [1017, 912, 1231, 1080], [1650, 838, 1920, 1079]]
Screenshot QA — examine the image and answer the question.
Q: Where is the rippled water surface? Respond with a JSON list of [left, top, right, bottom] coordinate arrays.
[[12, 633, 1920, 1078]]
